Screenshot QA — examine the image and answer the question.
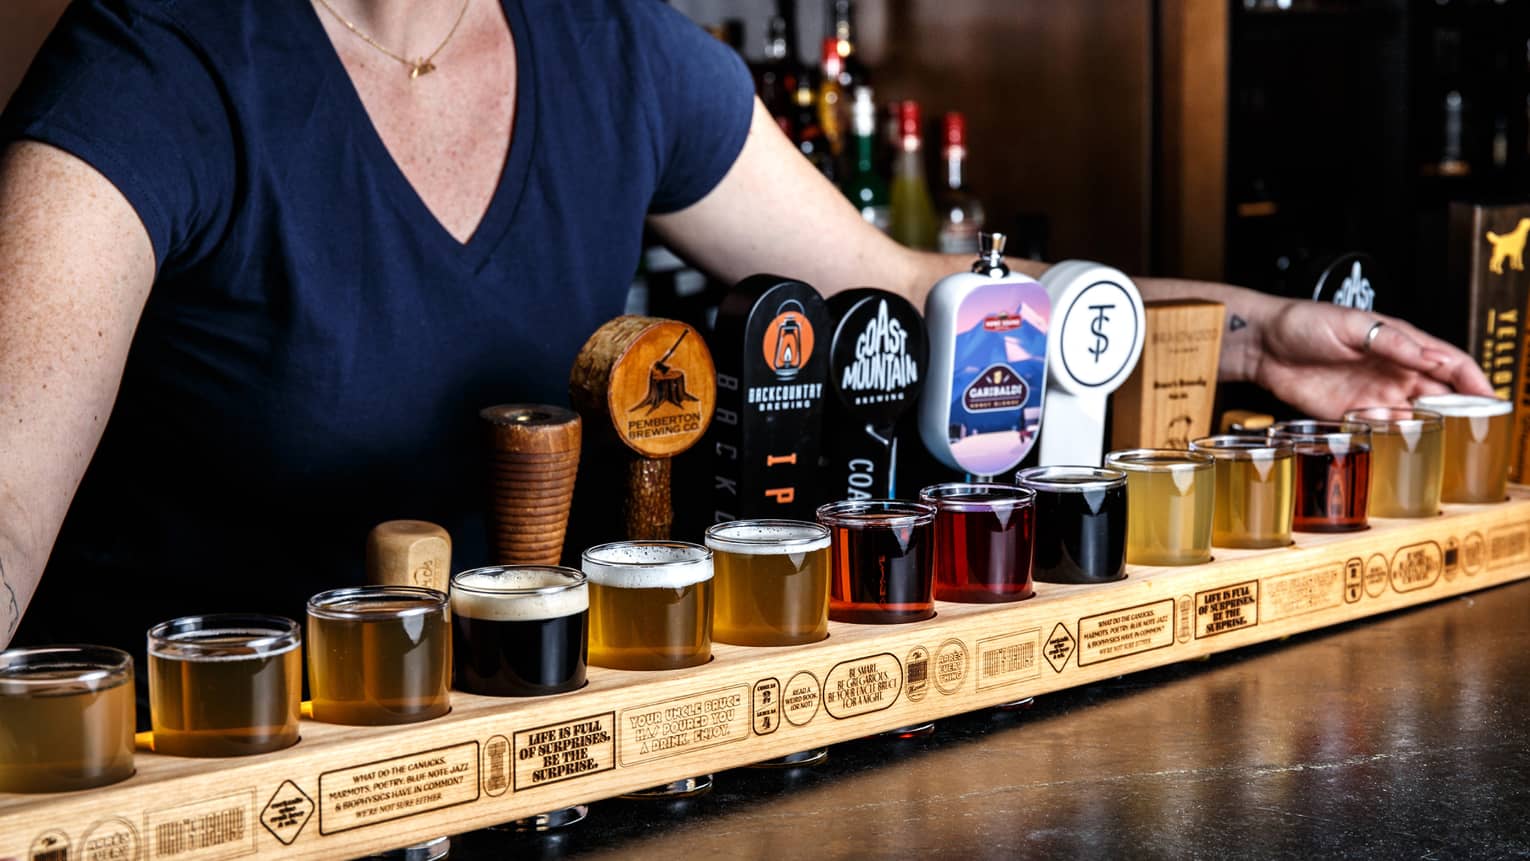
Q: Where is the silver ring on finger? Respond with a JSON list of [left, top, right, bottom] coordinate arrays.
[[1362, 320, 1385, 353]]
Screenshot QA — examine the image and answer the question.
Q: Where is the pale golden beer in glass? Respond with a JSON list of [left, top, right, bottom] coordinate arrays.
[[704, 520, 831, 646], [1343, 407, 1444, 518], [583, 541, 713, 670], [0, 646, 135, 793], [1413, 394, 1513, 503], [149, 614, 301, 757], [1105, 449, 1215, 565], [1190, 436, 1294, 548], [307, 586, 450, 725]]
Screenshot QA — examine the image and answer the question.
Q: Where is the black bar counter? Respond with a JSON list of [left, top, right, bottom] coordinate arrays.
[[453, 578, 1530, 859]]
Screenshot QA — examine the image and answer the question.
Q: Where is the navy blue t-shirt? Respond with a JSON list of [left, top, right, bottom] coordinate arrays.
[[2, 0, 753, 654]]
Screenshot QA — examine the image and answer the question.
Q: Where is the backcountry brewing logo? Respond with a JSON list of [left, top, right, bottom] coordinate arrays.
[[840, 300, 920, 403], [747, 299, 823, 413], [962, 364, 1027, 412], [761, 299, 815, 379]]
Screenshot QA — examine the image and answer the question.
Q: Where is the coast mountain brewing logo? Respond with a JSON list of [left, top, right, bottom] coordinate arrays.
[[840, 299, 920, 404], [962, 364, 1028, 412]]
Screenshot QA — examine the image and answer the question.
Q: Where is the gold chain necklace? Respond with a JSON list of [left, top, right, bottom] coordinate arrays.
[[312, 0, 472, 79]]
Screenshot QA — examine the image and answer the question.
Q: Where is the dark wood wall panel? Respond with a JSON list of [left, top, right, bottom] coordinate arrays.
[[1, 0, 69, 111]]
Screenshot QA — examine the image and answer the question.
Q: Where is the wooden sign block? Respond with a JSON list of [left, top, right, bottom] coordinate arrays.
[[1452, 203, 1530, 480], [1110, 300, 1224, 451], [571, 316, 716, 539], [5, 495, 1528, 859], [707, 275, 831, 522], [365, 521, 451, 591]]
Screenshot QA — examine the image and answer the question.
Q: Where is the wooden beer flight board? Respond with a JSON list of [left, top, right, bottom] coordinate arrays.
[[6, 494, 1530, 860]]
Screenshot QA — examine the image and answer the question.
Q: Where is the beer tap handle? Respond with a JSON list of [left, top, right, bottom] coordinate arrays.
[[365, 520, 452, 592], [481, 404, 582, 565]]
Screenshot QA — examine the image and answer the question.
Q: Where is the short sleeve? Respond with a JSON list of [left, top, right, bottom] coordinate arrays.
[[0, 0, 236, 271], [633, 1, 755, 215]]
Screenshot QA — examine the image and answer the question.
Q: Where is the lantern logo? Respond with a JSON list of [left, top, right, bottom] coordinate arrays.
[[762, 300, 815, 380]]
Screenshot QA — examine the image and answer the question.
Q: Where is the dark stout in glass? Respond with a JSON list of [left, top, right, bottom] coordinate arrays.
[[451, 567, 588, 697], [1016, 466, 1127, 584], [816, 500, 936, 623], [1271, 421, 1372, 532], [918, 483, 1035, 603]]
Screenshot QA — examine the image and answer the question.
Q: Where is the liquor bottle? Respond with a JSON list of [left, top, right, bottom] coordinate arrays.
[[755, 14, 800, 137], [843, 86, 890, 232], [818, 37, 845, 158], [889, 101, 937, 250], [830, 0, 870, 90], [794, 74, 837, 182], [935, 112, 985, 255]]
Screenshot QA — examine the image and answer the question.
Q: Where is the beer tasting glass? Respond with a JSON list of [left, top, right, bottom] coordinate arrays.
[[1189, 436, 1295, 548], [704, 520, 832, 646], [1268, 420, 1372, 532], [451, 566, 587, 696], [307, 586, 450, 725], [1015, 466, 1127, 583], [582, 541, 714, 671], [1343, 407, 1444, 518], [147, 614, 301, 757], [815, 500, 937, 623], [917, 483, 1036, 602], [1104, 449, 1215, 566], [1412, 394, 1514, 503], [0, 645, 135, 793]]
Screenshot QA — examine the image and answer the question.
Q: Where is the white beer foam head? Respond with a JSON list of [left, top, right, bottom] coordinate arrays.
[[451, 568, 588, 621], [581, 542, 713, 589], [704, 522, 830, 555], [1413, 394, 1513, 417]]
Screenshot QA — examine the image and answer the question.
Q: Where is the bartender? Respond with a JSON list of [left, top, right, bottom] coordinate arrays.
[[0, 0, 1491, 653]]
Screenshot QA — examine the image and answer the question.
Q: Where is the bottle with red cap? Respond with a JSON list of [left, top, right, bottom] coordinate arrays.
[[889, 101, 938, 250], [936, 112, 986, 255]]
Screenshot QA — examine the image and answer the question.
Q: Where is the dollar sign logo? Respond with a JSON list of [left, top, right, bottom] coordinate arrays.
[[1088, 304, 1114, 362]]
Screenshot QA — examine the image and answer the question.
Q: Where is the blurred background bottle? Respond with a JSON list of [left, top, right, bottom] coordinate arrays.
[[936, 111, 985, 254], [889, 101, 938, 250], [843, 86, 890, 232]]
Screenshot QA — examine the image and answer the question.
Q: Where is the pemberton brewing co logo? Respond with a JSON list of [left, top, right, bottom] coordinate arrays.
[[962, 364, 1027, 412], [747, 299, 823, 412], [839, 299, 920, 405]]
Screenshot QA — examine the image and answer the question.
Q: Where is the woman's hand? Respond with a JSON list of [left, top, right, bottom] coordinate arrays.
[[1248, 300, 1495, 418]]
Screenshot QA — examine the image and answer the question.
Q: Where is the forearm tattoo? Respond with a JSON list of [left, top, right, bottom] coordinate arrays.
[[1, 557, 18, 641], [1228, 314, 1248, 332]]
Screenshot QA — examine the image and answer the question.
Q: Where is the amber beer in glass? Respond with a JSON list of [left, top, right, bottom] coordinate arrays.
[[1343, 407, 1444, 518], [307, 586, 450, 725], [148, 614, 301, 757], [918, 483, 1035, 602], [1413, 394, 1514, 503], [1015, 466, 1127, 583], [1269, 421, 1371, 532], [583, 541, 714, 670], [0, 645, 135, 793], [1105, 449, 1215, 566], [704, 520, 831, 646], [1190, 436, 1295, 548], [815, 500, 936, 623], [451, 566, 587, 696]]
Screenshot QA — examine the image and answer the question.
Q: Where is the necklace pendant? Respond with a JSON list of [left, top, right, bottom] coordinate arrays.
[[410, 59, 437, 79]]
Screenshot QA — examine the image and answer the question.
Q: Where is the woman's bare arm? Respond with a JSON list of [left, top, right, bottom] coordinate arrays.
[[0, 141, 154, 647]]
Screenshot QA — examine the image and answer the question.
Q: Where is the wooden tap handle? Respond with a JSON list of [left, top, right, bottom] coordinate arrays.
[[481, 404, 582, 565], [624, 457, 673, 540], [365, 520, 452, 592]]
